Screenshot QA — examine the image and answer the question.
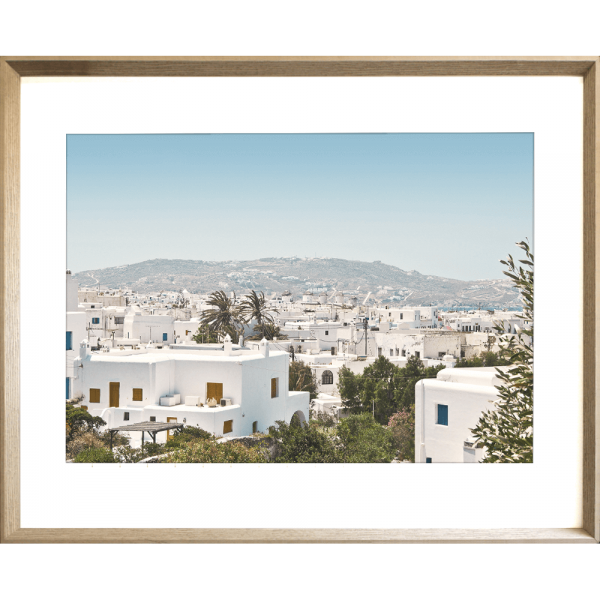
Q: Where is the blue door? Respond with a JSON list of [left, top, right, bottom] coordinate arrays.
[[66, 331, 73, 351], [66, 377, 70, 400], [163, 332, 168, 341]]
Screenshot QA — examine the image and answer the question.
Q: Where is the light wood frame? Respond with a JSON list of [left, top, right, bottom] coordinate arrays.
[[1, 56, 598, 544]]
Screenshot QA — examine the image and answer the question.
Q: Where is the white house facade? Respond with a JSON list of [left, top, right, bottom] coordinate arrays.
[[66, 271, 87, 400], [71, 338, 309, 445], [415, 367, 506, 463]]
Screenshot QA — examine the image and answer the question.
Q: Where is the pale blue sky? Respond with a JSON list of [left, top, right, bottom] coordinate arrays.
[[67, 133, 533, 280]]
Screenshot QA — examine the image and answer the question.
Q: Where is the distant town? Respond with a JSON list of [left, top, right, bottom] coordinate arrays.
[[66, 255, 531, 464]]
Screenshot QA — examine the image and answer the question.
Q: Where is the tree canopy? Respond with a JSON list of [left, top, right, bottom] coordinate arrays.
[[238, 290, 279, 339], [66, 403, 106, 444], [388, 405, 415, 462], [470, 240, 534, 463], [199, 290, 243, 341], [337, 355, 445, 425], [289, 360, 319, 401], [192, 323, 220, 344], [454, 351, 509, 369], [245, 323, 288, 341], [268, 419, 341, 463], [336, 413, 395, 463], [268, 413, 395, 463]]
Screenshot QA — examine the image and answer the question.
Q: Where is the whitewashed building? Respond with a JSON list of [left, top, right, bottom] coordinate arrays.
[[122, 306, 175, 344], [66, 271, 87, 400], [72, 337, 309, 445], [414, 366, 506, 463]]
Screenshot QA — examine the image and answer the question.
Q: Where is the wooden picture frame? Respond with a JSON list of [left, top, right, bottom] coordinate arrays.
[[1, 56, 598, 544]]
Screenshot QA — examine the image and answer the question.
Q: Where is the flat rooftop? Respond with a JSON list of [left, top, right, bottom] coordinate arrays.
[[86, 346, 288, 363]]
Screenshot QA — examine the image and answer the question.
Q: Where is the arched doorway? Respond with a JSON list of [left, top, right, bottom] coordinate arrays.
[[290, 410, 307, 426]]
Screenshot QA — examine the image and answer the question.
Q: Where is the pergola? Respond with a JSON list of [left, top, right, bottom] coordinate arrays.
[[108, 421, 184, 451]]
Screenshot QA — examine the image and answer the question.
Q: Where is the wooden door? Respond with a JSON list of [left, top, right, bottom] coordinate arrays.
[[206, 382, 223, 403], [109, 382, 120, 408], [167, 417, 177, 441]]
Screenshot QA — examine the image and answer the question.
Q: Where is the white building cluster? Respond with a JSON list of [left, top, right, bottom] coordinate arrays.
[[66, 272, 525, 460]]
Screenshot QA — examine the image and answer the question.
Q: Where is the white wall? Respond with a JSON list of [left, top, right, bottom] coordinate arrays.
[[415, 368, 501, 463], [73, 349, 309, 439], [123, 312, 175, 343], [66, 272, 86, 398]]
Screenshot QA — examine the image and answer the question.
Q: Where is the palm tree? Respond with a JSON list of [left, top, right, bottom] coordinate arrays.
[[245, 323, 288, 341], [199, 290, 243, 341], [238, 290, 279, 339]]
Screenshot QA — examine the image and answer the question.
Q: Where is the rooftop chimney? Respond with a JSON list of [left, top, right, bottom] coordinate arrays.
[[259, 337, 269, 358], [223, 333, 233, 356]]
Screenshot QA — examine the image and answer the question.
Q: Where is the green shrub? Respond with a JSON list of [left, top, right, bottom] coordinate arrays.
[[336, 413, 395, 463], [164, 425, 213, 449], [388, 406, 415, 462], [73, 447, 116, 463], [161, 439, 268, 463], [268, 420, 341, 463]]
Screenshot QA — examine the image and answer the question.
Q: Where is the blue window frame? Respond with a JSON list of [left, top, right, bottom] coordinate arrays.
[[426, 457, 432, 463], [66, 331, 72, 351], [437, 404, 448, 426], [92, 317, 100, 324], [162, 332, 168, 341], [66, 377, 70, 400]]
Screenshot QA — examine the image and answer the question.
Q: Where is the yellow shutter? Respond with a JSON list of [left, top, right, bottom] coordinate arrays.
[[89, 388, 100, 403], [223, 420, 233, 434], [271, 378, 277, 398], [133, 388, 143, 401], [207, 382, 223, 401]]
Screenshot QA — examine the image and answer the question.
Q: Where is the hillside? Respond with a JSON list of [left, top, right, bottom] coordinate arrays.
[[72, 257, 520, 307]]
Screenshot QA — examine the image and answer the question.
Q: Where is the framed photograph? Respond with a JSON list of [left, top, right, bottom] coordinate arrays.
[[1, 56, 598, 543]]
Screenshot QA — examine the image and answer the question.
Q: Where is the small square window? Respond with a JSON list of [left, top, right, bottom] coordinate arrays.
[[92, 317, 100, 324], [325, 330, 328, 335], [133, 388, 143, 401], [426, 457, 432, 463], [223, 420, 233, 434], [89, 388, 100, 403], [149, 416, 156, 422], [124, 412, 130, 421]]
